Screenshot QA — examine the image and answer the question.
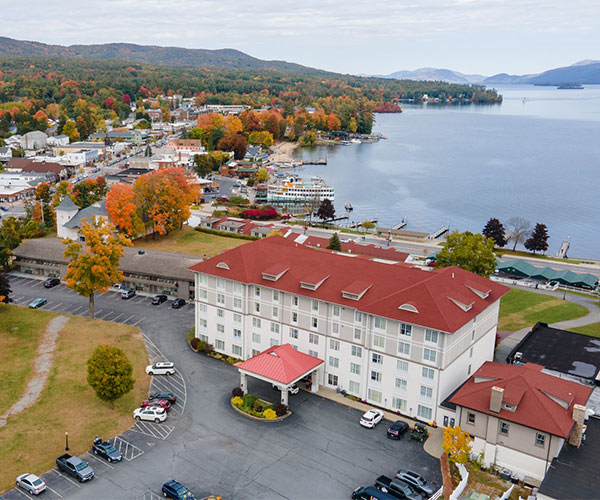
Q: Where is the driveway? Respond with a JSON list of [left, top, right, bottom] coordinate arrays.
[[4, 276, 441, 500]]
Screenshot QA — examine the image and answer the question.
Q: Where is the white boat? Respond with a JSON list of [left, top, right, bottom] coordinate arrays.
[[345, 202, 353, 211], [350, 138, 361, 144], [267, 175, 335, 202]]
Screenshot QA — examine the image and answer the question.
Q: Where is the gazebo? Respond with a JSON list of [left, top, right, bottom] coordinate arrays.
[[236, 344, 324, 405]]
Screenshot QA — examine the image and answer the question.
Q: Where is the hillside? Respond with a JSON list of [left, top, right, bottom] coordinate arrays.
[[0, 36, 325, 74], [378, 67, 485, 84], [484, 60, 600, 85]]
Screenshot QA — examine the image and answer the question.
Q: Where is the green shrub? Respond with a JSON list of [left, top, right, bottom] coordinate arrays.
[[263, 408, 277, 420], [252, 400, 264, 412], [232, 387, 244, 398], [243, 393, 258, 409], [190, 337, 200, 350], [232, 396, 243, 407], [273, 403, 288, 416], [194, 226, 259, 241]]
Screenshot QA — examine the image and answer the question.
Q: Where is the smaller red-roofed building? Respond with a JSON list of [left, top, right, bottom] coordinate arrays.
[[450, 362, 593, 483], [237, 344, 324, 404]]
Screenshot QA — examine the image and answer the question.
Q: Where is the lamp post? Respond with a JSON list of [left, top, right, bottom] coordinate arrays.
[[65, 431, 69, 451]]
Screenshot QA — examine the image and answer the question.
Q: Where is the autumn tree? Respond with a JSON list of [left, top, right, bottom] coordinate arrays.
[[482, 218, 507, 247], [87, 345, 135, 409], [232, 133, 248, 160], [63, 218, 131, 318], [524, 223, 549, 254], [506, 217, 531, 251], [361, 221, 375, 231], [255, 167, 269, 183], [327, 232, 342, 251], [317, 198, 335, 222], [0, 217, 22, 270], [71, 177, 107, 208], [0, 273, 11, 304], [327, 114, 342, 131], [62, 120, 79, 143], [52, 180, 73, 207], [106, 184, 144, 237], [442, 426, 472, 464], [436, 231, 497, 278]]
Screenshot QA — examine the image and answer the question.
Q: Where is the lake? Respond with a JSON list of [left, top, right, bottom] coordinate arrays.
[[293, 84, 600, 259]]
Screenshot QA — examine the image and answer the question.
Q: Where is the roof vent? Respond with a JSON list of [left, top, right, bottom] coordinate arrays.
[[216, 262, 230, 270], [398, 303, 419, 313]]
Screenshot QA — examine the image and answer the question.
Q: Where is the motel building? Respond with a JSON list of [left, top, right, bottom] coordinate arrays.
[[189, 236, 509, 423]]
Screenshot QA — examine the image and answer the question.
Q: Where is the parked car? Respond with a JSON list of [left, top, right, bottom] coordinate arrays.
[[151, 294, 168, 305], [387, 420, 409, 440], [395, 470, 436, 497], [56, 454, 94, 482], [360, 409, 384, 428], [133, 406, 167, 423], [43, 277, 61, 288], [141, 398, 171, 411], [149, 391, 177, 403], [171, 298, 186, 309], [28, 298, 47, 309], [374, 475, 421, 500], [92, 437, 123, 463], [272, 383, 299, 395], [145, 362, 176, 375], [352, 486, 397, 500], [121, 288, 136, 299], [161, 479, 195, 500], [15, 473, 46, 495]]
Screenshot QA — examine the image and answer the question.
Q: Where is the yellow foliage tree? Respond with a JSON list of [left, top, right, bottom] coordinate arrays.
[[442, 426, 472, 463], [267, 229, 285, 238]]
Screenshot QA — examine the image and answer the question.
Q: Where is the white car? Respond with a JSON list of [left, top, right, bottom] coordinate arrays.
[[133, 406, 167, 423], [145, 362, 176, 375], [360, 409, 385, 428], [16, 473, 46, 495], [272, 383, 300, 395]]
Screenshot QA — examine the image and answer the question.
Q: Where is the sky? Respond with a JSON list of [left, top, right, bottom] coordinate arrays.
[[3, 0, 599, 76]]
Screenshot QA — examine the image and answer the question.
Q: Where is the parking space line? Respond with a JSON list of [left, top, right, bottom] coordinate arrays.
[[151, 379, 185, 399], [46, 485, 64, 498], [132, 317, 145, 326], [13, 487, 34, 500], [51, 469, 80, 488], [94, 309, 105, 317], [47, 302, 64, 311], [70, 305, 85, 315], [86, 451, 115, 469], [112, 312, 124, 322], [121, 314, 136, 323], [100, 311, 114, 320]]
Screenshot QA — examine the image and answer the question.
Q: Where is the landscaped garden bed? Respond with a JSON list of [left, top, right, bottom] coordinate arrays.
[[230, 388, 291, 421], [189, 334, 243, 366]]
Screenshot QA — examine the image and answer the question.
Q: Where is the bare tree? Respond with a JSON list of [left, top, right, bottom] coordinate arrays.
[[506, 217, 531, 251]]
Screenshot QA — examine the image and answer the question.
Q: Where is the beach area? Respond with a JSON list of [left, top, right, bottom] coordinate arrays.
[[268, 141, 297, 163]]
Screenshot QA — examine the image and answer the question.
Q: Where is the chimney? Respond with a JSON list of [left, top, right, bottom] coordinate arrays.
[[569, 404, 586, 447], [490, 386, 504, 413]]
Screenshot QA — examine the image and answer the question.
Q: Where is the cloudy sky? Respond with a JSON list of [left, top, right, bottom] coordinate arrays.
[[4, 0, 598, 75]]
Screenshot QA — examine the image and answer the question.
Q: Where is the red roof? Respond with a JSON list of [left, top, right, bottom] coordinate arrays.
[[237, 344, 323, 384], [450, 362, 593, 438], [188, 236, 509, 333]]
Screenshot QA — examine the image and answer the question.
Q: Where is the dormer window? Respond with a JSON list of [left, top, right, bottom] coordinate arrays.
[[341, 281, 372, 301], [398, 303, 419, 313], [300, 273, 330, 291], [216, 262, 230, 270], [448, 297, 474, 312], [466, 283, 491, 299], [262, 264, 289, 282]]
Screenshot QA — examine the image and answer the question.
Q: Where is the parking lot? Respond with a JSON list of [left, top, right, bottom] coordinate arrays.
[[4, 275, 441, 499]]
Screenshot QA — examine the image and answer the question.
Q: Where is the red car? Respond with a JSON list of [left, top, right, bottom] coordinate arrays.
[[141, 399, 171, 412]]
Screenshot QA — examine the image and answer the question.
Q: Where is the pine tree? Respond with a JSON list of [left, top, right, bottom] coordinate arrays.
[[482, 218, 507, 247], [327, 232, 342, 251], [524, 223, 549, 254]]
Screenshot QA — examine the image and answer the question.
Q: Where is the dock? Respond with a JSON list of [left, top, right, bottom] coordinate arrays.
[[348, 218, 378, 229], [558, 240, 570, 259], [392, 219, 407, 230], [428, 225, 449, 239], [301, 158, 327, 165]]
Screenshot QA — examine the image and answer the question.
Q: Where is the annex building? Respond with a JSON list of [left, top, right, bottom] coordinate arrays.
[[189, 236, 509, 423]]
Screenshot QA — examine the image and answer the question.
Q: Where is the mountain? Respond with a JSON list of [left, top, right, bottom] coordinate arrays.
[[484, 60, 600, 85], [0, 36, 325, 74], [377, 67, 485, 84]]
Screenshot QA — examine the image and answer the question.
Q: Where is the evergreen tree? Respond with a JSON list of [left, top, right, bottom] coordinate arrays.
[[482, 218, 507, 247], [327, 232, 342, 251], [524, 223, 549, 254]]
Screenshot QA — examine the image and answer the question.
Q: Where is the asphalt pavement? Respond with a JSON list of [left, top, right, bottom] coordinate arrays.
[[3, 275, 441, 500]]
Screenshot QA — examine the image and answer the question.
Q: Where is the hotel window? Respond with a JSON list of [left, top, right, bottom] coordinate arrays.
[[422, 367, 435, 380], [292, 295, 299, 307], [308, 349, 319, 358], [312, 300, 319, 312], [397, 360, 409, 373], [270, 322, 280, 334], [216, 278, 225, 290], [253, 318, 261, 328], [216, 324, 225, 335], [216, 293, 225, 305], [309, 333, 319, 345], [198, 274, 208, 285], [198, 334, 209, 343], [373, 334, 385, 349], [398, 341, 410, 356], [374, 317, 387, 330], [289, 328, 299, 339], [233, 282, 243, 294], [329, 356, 339, 368], [350, 363, 361, 375], [370, 370, 382, 382], [467, 412, 476, 425], [255, 302, 260, 313], [233, 298, 242, 310], [215, 339, 225, 351], [217, 309, 224, 318], [423, 348, 437, 363], [198, 289, 208, 300], [199, 303, 207, 313], [255, 287, 261, 297], [199, 319, 207, 329], [468, 364, 472, 375], [499, 421, 510, 436], [469, 347, 473, 358], [232, 344, 242, 357], [355, 311, 363, 323], [399, 323, 412, 337], [252, 349, 260, 357], [349, 380, 360, 395], [354, 328, 362, 341], [395, 378, 407, 392], [252, 333, 261, 344], [368, 388, 382, 404], [392, 397, 407, 412], [425, 329, 439, 344], [333, 305, 341, 317], [273, 307, 279, 318], [270, 338, 279, 347], [330, 339, 340, 351], [292, 312, 298, 324], [351, 346, 362, 358], [273, 290, 279, 302], [372, 353, 383, 365], [328, 374, 339, 386], [332, 323, 340, 336], [535, 433, 546, 447], [417, 405, 432, 420], [420, 385, 433, 400], [233, 313, 242, 323], [233, 329, 242, 339], [311, 317, 318, 329], [471, 330, 475, 342]]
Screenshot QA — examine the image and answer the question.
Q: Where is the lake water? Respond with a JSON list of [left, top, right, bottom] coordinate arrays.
[[293, 84, 600, 259]]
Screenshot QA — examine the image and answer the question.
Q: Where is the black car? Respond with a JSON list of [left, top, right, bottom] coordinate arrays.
[[171, 298, 186, 309], [92, 437, 123, 463], [162, 480, 195, 500], [149, 391, 177, 403], [387, 420, 409, 439], [43, 277, 61, 288], [152, 294, 168, 305], [352, 486, 397, 500], [395, 470, 436, 497]]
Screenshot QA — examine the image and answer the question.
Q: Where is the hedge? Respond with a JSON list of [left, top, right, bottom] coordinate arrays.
[[194, 226, 259, 241]]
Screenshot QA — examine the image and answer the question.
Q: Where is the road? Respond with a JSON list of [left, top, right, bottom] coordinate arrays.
[[3, 275, 441, 500]]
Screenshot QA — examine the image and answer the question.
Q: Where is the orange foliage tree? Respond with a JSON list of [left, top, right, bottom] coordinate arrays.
[[105, 184, 144, 237]]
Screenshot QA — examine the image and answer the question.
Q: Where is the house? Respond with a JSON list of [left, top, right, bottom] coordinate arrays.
[[0, 146, 12, 163], [166, 139, 204, 153], [215, 219, 246, 234], [198, 216, 226, 229], [55, 196, 108, 240], [5, 135, 22, 148], [21, 131, 48, 150], [47, 135, 70, 147], [450, 361, 592, 483], [0, 172, 52, 201], [188, 235, 509, 424], [5, 158, 70, 181]]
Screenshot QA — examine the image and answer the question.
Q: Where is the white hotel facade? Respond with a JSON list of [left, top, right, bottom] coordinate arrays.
[[190, 236, 508, 424]]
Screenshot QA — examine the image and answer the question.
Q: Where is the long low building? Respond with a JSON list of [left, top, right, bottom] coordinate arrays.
[[188, 235, 509, 424], [12, 238, 198, 300]]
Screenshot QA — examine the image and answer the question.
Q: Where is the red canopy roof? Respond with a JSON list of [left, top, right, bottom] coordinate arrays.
[[237, 344, 323, 385]]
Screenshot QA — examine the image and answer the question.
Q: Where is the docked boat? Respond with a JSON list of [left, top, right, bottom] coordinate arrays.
[[350, 138, 361, 144], [345, 202, 353, 211], [267, 175, 335, 203]]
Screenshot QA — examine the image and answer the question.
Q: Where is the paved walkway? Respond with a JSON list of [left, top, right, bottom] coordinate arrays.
[[314, 386, 444, 458]]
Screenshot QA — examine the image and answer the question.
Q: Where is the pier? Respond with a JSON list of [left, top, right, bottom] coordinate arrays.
[[348, 218, 378, 229], [392, 219, 407, 230], [301, 158, 327, 165], [428, 225, 449, 239]]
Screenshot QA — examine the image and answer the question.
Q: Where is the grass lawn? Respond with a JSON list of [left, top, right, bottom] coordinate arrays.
[[499, 289, 589, 332], [133, 225, 247, 257], [572, 323, 600, 338], [0, 306, 149, 493]]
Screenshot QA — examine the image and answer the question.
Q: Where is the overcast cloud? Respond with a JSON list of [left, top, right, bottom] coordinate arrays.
[[3, 0, 599, 75]]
